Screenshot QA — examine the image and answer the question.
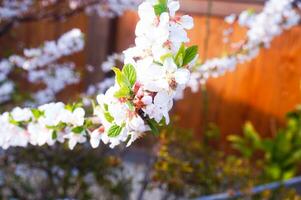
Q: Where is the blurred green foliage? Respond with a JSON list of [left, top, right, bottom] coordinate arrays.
[[229, 106, 301, 181]]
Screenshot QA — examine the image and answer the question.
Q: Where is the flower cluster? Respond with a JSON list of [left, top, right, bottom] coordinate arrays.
[[90, 0, 197, 148], [0, 102, 86, 150]]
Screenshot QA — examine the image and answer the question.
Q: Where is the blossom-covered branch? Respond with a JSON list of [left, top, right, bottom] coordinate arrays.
[[0, 28, 84, 104], [191, 0, 301, 87]]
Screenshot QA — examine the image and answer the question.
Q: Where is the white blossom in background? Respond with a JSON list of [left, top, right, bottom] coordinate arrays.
[[0, 59, 12, 82], [101, 53, 124, 72], [9, 29, 84, 70], [0, 0, 32, 20], [0, 60, 14, 103], [85, 53, 124, 97], [28, 63, 80, 104], [0, 29, 84, 105], [85, 0, 142, 18], [0, 81, 14, 104], [86, 77, 115, 97]]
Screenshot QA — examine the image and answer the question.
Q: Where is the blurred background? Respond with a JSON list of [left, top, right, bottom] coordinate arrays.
[[1, 0, 301, 199]]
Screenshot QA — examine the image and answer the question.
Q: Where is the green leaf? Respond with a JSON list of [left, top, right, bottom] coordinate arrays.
[[175, 43, 186, 66], [104, 111, 114, 123], [104, 103, 109, 111], [91, 99, 96, 111], [84, 119, 94, 129], [102, 103, 114, 123], [243, 122, 261, 148], [72, 126, 84, 134], [112, 67, 130, 88], [31, 109, 44, 119], [153, 0, 168, 15], [8, 114, 21, 126], [52, 130, 58, 140], [282, 169, 296, 180], [108, 125, 123, 137], [183, 45, 198, 66], [122, 64, 136, 87], [265, 165, 281, 180], [114, 86, 131, 98], [176, 53, 184, 67], [65, 104, 73, 112], [154, 61, 163, 66], [160, 53, 173, 62], [46, 122, 67, 131], [147, 118, 160, 136], [65, 102, 83, 112]]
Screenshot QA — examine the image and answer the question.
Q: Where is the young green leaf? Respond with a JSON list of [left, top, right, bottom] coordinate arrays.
[[176, 53, 184, 67], [175, 43, 186, 66], [154, 61, 163, 66], [65, 102, 83, 112], [153, 0, 168, 16], [112, 67, 130, 88], [104, 111, 114, 123], [8, 114, 21, 126], [160, 53, 173, 62], [72, 126, 84, 134], [122, 64, 136, 87], [114, 86, 131, 98], [108, 125, 123, 137], [52, 130, 58, 140], [103, 103, 109, 111], [31, 109, 44, 119], [183, 45, 198, 66]]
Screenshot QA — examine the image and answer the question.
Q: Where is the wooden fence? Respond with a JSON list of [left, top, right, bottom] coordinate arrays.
[[1, 1, 301, 142]]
